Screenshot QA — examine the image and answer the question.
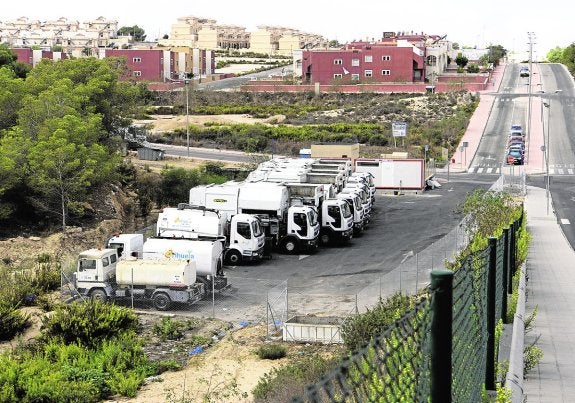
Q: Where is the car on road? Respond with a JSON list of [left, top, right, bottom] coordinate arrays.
[[508, 144, 525, 156], [507, 149, 524, 165], [519, 67, 530, 77], [510, 124, 524, 136]]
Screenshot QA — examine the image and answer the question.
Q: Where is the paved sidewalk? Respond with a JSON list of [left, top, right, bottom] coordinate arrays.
[[523, 185, 575, 401]]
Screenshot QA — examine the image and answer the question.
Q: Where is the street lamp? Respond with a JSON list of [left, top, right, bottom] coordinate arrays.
[[185, 78, 190, 157], [543, 100, 550, 215], [540, 89, 562, 215]]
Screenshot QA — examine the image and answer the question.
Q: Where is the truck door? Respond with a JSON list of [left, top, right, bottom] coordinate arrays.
[[234, 221, 252, 253], [327, 205, 342, 230], [293, 212, 308, 237]]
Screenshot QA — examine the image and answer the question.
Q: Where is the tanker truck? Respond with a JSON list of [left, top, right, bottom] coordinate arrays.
[[74, 248, 204, 311], [142, 236, 228, 291]]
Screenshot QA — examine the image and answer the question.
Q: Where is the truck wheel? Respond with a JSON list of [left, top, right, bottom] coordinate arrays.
[[320, 233, 331, 245], [90, 289, 107, 302], [153, 293, 171, 311], [225, 250, 242, 265], [281, 238, 298, 254]]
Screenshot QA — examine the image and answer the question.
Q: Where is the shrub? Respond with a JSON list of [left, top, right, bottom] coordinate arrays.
[[340, 292, 415, 352], [153, 317, 185, 341], [252, 354, 340, 402], [0, 301, 31, 341], [40, 299, 138, 347], [256, 344, 287, 360]]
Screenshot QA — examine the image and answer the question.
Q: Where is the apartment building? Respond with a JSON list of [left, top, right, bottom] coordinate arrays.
[[0, 16, 121, 56], [159, 15, 326, 56], [301, 33, 454, 85]]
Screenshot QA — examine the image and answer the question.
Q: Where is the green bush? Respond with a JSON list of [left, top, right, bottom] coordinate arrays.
[[256, 344, 287, 360], [0, 301, 31, 341], [252, 354, 340, 402], [340, 292, 415, 352], [40, 299, 138, 347], [0, 332, 155, 401], [153, 317, 185, 341]]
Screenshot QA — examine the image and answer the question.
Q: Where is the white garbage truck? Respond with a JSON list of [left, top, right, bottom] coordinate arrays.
[[156, 204, 266, 265], [74, 248, 204, 311], [190, 181, 320, 254]]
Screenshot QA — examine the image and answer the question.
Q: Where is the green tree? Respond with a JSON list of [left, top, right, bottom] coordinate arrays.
[[455, 53, 469, 69], [0, 44, 31, 78], [546, 46, 564, 63], [27, 114, 119, 229], [0, 67, 26, 130], [0, 128, 30, 219], [117, 25, 146, 42]]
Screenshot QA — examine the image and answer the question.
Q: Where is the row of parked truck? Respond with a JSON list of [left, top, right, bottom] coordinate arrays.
[[73, 157, 376, 310]]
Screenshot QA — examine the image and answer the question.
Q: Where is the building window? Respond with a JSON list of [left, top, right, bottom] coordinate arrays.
[[365, 70, 373, 77], [133, 57, 142, 63], [351, 58, 360, 66], [351, 74, 360, 81], [334, 59, 343, 65], [382, 55, 391, 61], [364, 55, 373, 63], [333, 73, 343, 79], [382, 70, 391, 75], [133, 71, 142, 77]]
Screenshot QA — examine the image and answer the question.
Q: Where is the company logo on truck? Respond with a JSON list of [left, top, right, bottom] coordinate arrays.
[[163, 249, 194, 260], [212, 198, 227, 203]]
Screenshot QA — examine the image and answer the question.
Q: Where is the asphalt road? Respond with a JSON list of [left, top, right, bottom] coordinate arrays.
[[179, 173, 494, 322]]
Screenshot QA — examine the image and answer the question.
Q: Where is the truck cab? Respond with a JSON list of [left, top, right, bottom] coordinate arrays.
[[319, 198, 354, 245], [336, 192, 364, 236], [75, 248, 119, 300]]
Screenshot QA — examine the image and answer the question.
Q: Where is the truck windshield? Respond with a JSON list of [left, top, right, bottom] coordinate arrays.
[[251, 219, 263, 237], [341, 202, 352, 218], [307, 209, 318, 226]]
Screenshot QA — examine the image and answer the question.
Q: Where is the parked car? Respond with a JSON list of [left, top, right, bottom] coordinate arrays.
[[507, 149, 524, 165]]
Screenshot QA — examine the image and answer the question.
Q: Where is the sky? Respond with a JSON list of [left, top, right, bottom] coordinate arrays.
[[3, 0, 573, 61]]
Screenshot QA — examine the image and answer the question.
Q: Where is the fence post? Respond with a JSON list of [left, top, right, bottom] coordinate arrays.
[[509, 221, 517, 280], [430, 270, 453, 403], [502, 228, 510, 323], [486, 237, 497, 391]]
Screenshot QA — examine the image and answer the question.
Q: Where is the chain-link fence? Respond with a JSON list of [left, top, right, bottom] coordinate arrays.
[[293, 212, 523, 402]]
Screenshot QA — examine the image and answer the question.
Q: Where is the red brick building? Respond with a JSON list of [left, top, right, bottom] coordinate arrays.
[[12, 47, 215, 83], [102, 49, 176, 82], [302, 39, 426, 85], [11, 48, 69, 66]]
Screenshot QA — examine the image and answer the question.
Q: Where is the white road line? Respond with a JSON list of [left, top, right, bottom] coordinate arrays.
[[561, 219, 570, 225]]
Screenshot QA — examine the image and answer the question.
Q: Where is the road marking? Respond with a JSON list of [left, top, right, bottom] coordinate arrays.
[[561, 219, 570, 225], [299, 255, 310, 260]]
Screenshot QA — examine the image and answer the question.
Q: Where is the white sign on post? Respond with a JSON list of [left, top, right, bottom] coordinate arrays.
[[392, 121, 408, 137]]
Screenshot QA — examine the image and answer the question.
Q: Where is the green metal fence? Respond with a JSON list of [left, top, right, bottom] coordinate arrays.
[[295, 213, 523, 402]]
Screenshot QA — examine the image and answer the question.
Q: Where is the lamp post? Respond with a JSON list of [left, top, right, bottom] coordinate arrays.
[[185, 78, 190, 157], [543, 100, 550, 215], [540, 89, 561, 215]]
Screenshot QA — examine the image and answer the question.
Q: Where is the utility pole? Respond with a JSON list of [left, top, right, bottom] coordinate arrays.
[[526, 32, 535, 164]]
